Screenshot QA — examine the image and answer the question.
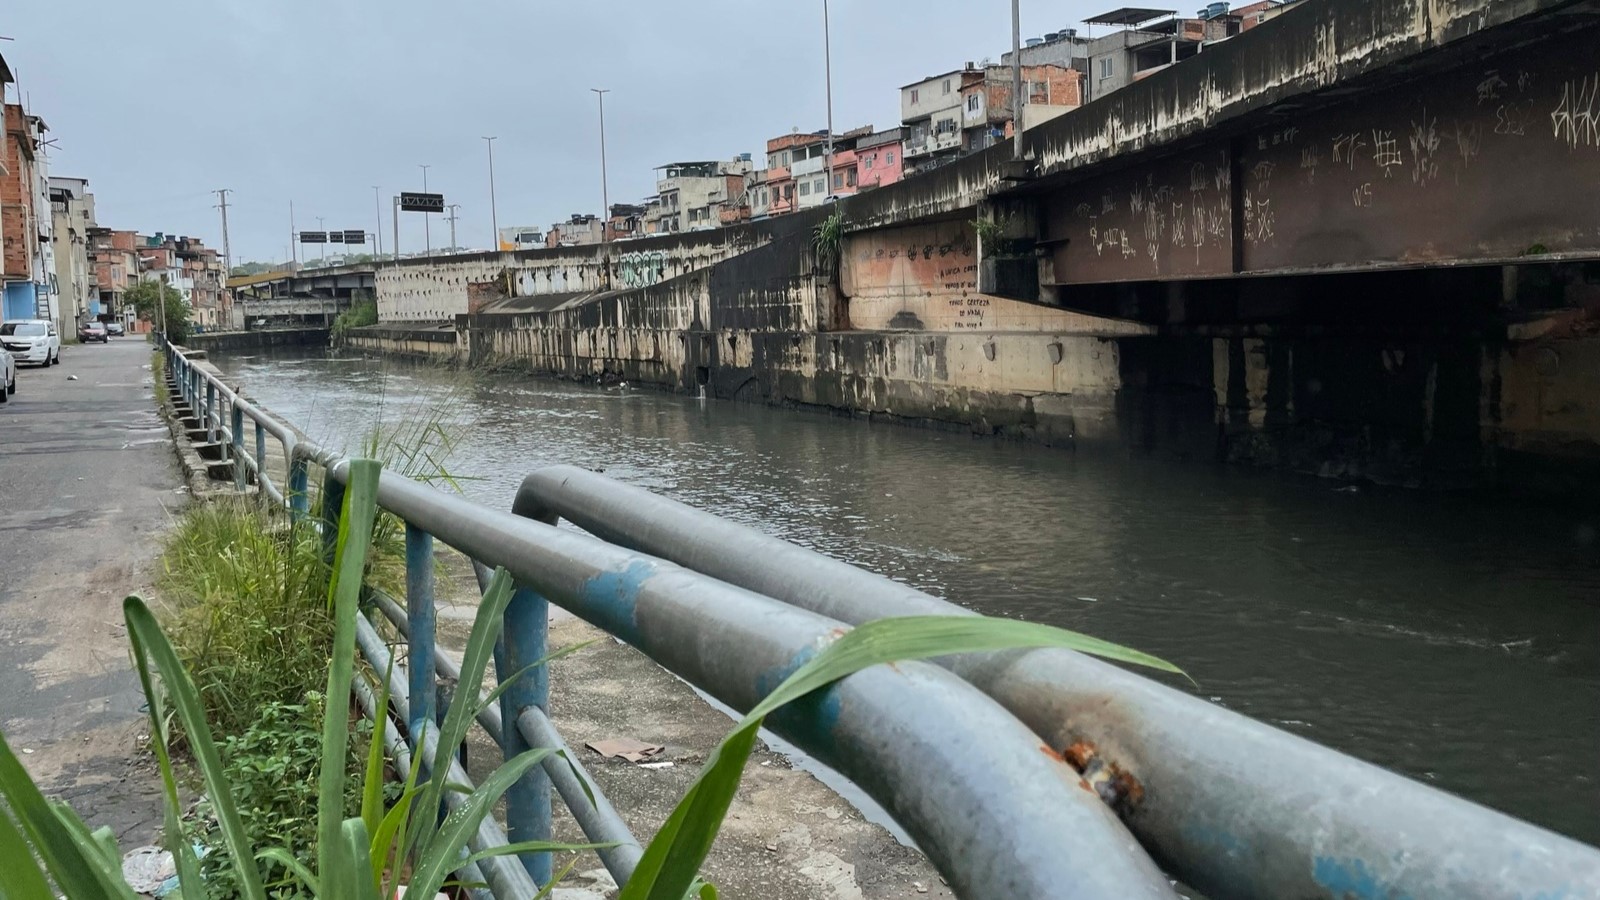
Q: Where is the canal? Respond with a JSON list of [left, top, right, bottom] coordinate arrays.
[[212, 347, 1600, 845]]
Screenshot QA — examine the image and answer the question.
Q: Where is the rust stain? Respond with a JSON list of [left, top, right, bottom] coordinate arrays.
[[1063, 740, 1097, 771], [1039, 744, 1068, 763]]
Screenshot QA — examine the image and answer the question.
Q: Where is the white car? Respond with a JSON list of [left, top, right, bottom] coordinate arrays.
[[0, 347, 14, 404], [0, 319, 61, 367]]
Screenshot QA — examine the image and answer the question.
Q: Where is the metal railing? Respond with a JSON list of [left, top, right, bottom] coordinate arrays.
[[160, 339, 1600, 900]]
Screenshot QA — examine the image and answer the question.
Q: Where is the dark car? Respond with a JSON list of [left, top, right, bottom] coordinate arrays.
[[105, 321, 125, 336], [79, 321, 109, 343]]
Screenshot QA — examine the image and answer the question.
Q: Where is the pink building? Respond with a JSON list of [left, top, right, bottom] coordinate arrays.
[[854, 128, 905, 192]]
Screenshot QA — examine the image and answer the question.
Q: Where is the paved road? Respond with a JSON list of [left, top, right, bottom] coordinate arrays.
[[0, 338, 178, 845]]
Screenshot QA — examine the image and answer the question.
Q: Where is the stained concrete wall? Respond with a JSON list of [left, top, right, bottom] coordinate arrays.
[[376, 225, 772, 322]]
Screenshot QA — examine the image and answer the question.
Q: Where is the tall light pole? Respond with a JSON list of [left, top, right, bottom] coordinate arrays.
[[315, 217, 325, 266], [372, 185, 384, 256], [483, 136, 500, 251], [444, 204, 460, 253], [419, 164, 432, 256], [591, 89, 610, 242], [822, 0, 835, 199], [1012, 0, 1024, 160]]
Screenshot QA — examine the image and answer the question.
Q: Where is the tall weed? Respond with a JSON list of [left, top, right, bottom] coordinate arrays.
[[157, 498, 331, 739]]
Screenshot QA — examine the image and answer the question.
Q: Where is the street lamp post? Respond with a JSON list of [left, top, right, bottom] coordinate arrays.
[[823, 0, 835, 199], [419, 164, 432, 256], [372, 186, 384, 256], [591, 89, 610, 243], [483, 136, 500, 252]]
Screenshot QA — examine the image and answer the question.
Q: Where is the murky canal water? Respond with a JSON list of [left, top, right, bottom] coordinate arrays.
[[212, 347, 1600, 845]]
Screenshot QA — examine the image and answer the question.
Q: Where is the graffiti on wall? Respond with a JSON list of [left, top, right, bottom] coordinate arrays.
[[618, 250, 668, 289]]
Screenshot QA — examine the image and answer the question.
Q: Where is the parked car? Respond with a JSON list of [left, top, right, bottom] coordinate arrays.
[[105, 320, 126, 336], [0, 347, 14, 404], [79, 321, 109, 343], [0, 320, 61, 366]]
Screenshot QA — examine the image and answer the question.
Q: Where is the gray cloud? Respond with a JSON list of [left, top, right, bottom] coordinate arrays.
[[7, 0, 1100, 262]]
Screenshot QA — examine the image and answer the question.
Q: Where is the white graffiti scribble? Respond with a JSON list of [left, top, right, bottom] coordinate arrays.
[[1075, 202, 1093, 219], [1332, 132, 1366, 170], [1408, 110, 1441, 186], [1551, 72, 1600, 149], [1476, 71, 1507, 105], [1352, 183, 1373, 207], [1190, 162, 1209, 193], [1371, 129, 1403, 178], [1452, 121, 1483, 174]]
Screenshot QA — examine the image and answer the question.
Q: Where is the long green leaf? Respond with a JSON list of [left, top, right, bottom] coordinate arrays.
[[132, 643, 205, 900], [0, 803, 54, 900], [459, 838, 620, 871], [361, 655, 397, 840], [471, 640, 594, 724], [256, 848, 321, 895], [405, 746, 556, 899], [317, 459, 383, 886], [0, 727, 135, 899], [619, 615, 1182, 900], [126, 595, 264, 900], [370, 782, 420, 899], [328, 818, 378, 900]]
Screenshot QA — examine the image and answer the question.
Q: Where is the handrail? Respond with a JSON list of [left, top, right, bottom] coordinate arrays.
[[158, 341, 1181, 899], [511, 465, 1600, 900]]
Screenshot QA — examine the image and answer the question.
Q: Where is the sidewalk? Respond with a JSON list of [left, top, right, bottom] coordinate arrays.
[[0, 339, 178, 845]]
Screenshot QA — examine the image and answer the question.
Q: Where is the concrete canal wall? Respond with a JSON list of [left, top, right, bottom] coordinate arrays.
[[189, 327, 329, 352]]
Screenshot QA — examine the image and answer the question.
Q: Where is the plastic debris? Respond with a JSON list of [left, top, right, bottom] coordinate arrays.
[[122, 846, 176, 893]]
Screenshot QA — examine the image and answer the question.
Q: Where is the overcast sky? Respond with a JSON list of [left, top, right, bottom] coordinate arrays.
[[5, 1, 1101, 264]]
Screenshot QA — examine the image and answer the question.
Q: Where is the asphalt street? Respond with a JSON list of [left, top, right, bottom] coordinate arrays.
[[0, 337, 178, 844]]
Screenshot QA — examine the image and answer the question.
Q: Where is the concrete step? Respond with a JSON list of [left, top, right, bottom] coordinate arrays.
[[193, 442, 227, 462], [203, 459, 236, 482]]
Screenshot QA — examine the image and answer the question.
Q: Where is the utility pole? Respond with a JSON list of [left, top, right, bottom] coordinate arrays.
[[372, 186, 384, 256], [290, 200, 297, 265], [1012, 0, 1025, 160], [444, 204, 460, 253], [315, 217, 325, 268], [392, 195, 400, 262], [419, 164, 432, 256], [822, 0, 835, 199], [215, 188, 233, 329], [483, 136, 499, 251]]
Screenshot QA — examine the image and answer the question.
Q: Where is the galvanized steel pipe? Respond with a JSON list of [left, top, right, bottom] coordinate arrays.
[[325, 461, 1178, 899], [515, 464, 1600, 900]]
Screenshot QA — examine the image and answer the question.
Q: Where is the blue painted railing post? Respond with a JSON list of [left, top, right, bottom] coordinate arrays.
[[254, 422, 267, 490], [205, 381, 216, 441], [231, 404, 246, 490], [319, 472, 346, 565], [288, 457, 310, 523], [405, 524, 437, 741], [497, 585, 553, 885]]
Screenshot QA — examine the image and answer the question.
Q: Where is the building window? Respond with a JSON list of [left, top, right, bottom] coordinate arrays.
[[942, 78, 951, 94], [886, 151, 895, 163], [1099, 57, 1114, 79], [967, 94, 980, 112], [785, 185, 794, 200], [814, 177, 826, 194], [846, 169, 857, 187], [833, 172, 843, 189], [799, 181, 810, 197], [911, 88, 919, 103], [865, 155, 874, 169]]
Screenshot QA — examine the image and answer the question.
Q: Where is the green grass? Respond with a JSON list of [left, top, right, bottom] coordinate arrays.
[[157, 498, 333, 740], [331, 298, 377, 341]]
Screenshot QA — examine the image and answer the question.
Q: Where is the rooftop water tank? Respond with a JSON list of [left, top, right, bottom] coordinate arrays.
[[1044, 32, 1061, 41], [1025, 37, 1044, 47], [1206, 1, 1230, 17]]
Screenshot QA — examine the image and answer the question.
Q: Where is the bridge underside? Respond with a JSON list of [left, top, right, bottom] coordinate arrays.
[[842, 1, 1600, 325]]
